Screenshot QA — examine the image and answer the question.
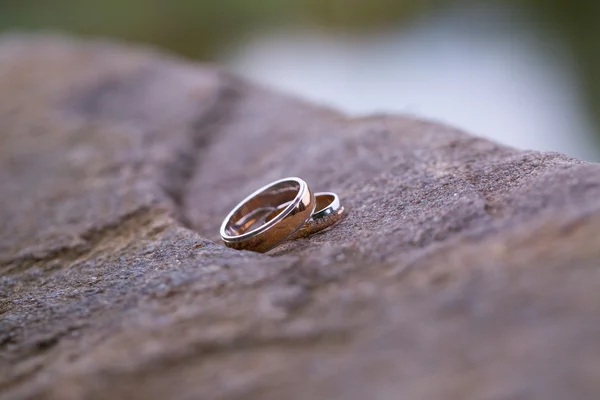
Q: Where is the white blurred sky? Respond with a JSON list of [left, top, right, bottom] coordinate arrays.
[[222, 3, 600, 161]]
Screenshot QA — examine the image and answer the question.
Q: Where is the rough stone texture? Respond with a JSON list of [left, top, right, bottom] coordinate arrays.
[[1, 35, 600, 400]]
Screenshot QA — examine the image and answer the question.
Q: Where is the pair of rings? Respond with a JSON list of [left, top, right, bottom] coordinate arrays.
[[220, 177, 344, 252]]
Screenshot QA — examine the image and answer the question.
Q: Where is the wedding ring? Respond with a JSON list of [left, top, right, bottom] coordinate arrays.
[[220, 177, 316, 253], [266, 192, 344, 239]]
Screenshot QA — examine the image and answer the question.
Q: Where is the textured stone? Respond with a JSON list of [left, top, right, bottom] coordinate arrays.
[[1, 35, 600, 400]]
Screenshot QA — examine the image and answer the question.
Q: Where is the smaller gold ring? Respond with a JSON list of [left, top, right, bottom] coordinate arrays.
[[220, 177, 316, 253], [266, 192, 344, 239]]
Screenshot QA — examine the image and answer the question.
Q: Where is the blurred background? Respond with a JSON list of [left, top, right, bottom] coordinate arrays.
[[2, 0, 599, 160]]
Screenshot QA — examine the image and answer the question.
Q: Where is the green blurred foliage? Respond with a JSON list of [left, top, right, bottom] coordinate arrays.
[[0, 0, 448, 58], [522, 0, 600, 140], [1, 0, 286, 57]]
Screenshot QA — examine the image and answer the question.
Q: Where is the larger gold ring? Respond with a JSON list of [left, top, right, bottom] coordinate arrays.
[[220, 177, 316, 253]]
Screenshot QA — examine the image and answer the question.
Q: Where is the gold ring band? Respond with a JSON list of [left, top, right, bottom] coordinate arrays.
[[266, 192, 344, 239], [220, 177, 316, 253]]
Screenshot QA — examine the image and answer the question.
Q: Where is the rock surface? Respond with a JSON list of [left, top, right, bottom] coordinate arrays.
[[1, 35, 600, 400]]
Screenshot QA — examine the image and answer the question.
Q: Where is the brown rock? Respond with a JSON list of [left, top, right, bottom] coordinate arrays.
[[1, 35, 600, 400]]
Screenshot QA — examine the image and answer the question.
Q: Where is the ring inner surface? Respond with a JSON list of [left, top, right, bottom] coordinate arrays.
[[226, 181, 300, 236], [315, 194, 334, 212]]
